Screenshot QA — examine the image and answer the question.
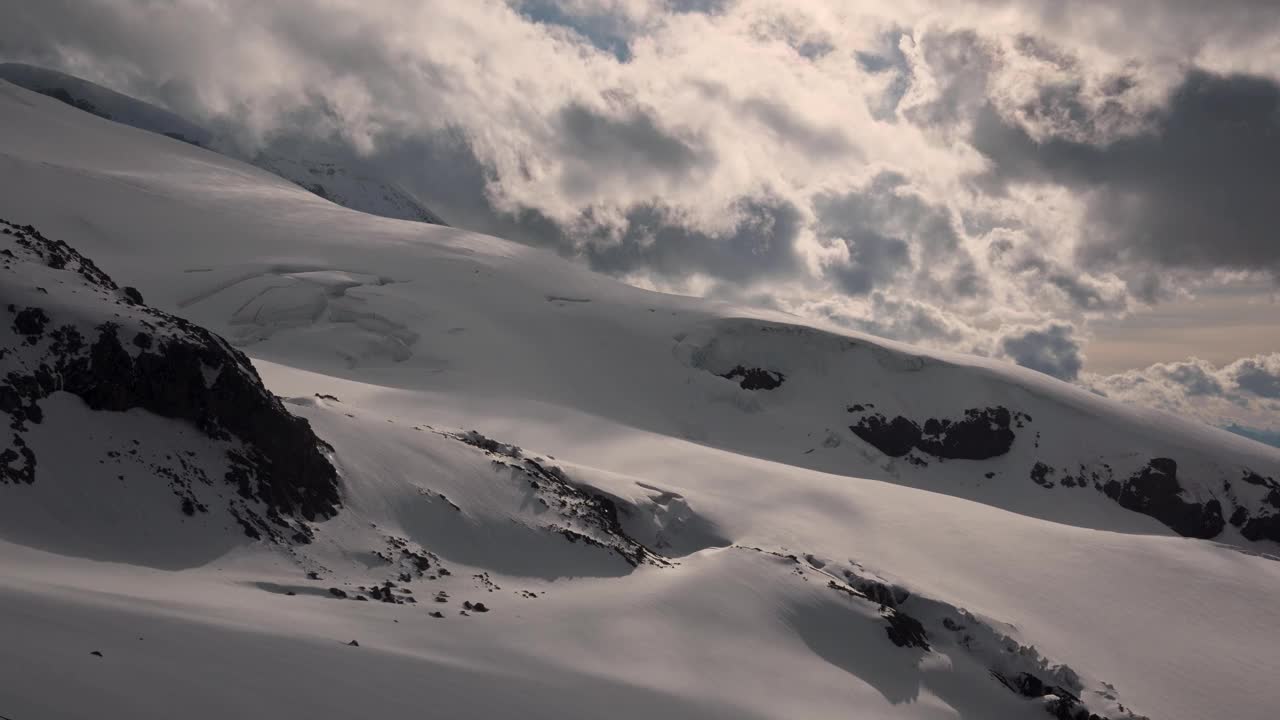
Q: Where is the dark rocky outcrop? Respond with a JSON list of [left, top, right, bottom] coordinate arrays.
[[882, 609, 930, 649], [719, 365, 785, 390], [1102, 459, 1223, 539], [848, 413, 920, 457], [1241, 513, 1280, 543], [993, 671, 1109, 720], [918, 407, 1022, 460], [1234, 471, 1280, 543], [0, 218, 340, 540], [848, 405, 1029, 460], [447, 430, 668, 569], [1030, 462, 1056, 489]]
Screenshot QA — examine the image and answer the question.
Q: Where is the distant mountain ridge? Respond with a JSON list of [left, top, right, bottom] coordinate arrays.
[[0, 62, 446, 226], [1225, 423, 1280, 449]]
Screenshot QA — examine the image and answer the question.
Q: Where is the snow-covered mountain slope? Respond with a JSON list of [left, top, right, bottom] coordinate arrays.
[[1, 79, 1279, 720], [0, 62, 213, 147], [252, 150, 449, 225], [0, 63, 446, 226]]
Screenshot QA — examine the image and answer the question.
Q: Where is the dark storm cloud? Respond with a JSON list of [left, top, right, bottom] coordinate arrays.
[[368, 128, 800, 288], [738, 97, 854, 156], [814, 173, 966, 296], [973, 70, 1280, 276], [555, 102, 709, 195], [1045, 272, 1120, 312], [1161, 362, 1225, 397], [1233, 359, 1280, 398], [990, 241, 1127, 312], [576, 196, 804, 283], [825, 229, 909, 296], [1000, 323, 1083, 380], [972, 0, 1280, 31]]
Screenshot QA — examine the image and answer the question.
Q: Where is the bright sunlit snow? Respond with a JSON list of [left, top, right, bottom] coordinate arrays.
[[2, 80, 1279, 720]]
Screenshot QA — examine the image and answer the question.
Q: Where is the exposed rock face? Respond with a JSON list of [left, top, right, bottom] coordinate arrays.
[[1102, 459, 1223, 539], [1235, 471, 1280, 543], [449, 430, 668, 568], [1030, 462, 1056, 489], [882, 609, 930, 649], [718, 365, 785, 390], [918, 407, 1023, 460], [0, 218, 340, 540], [808, 552, 1140, 720], [848, 413, 921, 457], [848, 405, 1029, 460], [993, 671, 1109, 720]]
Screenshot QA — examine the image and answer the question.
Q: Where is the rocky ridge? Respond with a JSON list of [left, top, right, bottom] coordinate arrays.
[[0, 217, 340, 542]]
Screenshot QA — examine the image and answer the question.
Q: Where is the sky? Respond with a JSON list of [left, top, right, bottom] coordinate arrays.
[[2, 0, 1278, 436]]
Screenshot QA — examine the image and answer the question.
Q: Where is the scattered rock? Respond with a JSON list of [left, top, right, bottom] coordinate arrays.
[[1030, 462, 1056, 489]]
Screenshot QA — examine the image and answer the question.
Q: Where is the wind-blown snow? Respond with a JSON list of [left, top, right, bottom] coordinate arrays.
[[2, 79, 1279, 720]]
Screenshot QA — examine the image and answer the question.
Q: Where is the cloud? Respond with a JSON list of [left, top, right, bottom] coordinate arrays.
[[813, 172, 983, 300], [1161, 360, 1225, 397], [1231, 355, 1280, 399], [569, 195, 805, 284], [999, 323, 1084, 380], [1086, 352, 1280, 433], [737, 96, 855, 156], [973, 69, 1280, 278], [4, 0, 1280, 435], [554, 101, 710, 197]]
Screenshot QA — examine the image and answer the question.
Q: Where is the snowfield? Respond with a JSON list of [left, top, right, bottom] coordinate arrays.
[[2, 79, 1279, 720]]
